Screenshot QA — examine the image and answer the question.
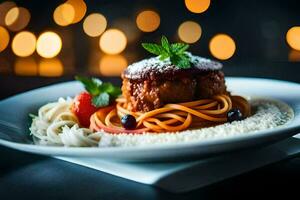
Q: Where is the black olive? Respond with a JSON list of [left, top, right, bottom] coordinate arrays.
[[227, 108, 244, 123], [121, 114, 137, 130]]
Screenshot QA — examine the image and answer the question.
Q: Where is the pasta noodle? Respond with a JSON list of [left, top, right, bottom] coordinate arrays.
[[90, 95, 251, 133], [30, 94, 251, 147], [30, 98, 101, 147]]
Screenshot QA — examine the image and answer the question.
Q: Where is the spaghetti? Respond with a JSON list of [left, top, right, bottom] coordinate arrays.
[[90, 95, 251, 133]]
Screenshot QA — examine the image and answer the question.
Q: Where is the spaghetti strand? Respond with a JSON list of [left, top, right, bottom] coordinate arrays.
[[90, 95, 251, 133]]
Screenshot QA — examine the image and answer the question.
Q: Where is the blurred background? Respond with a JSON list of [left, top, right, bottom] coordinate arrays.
[[0, 0, 300, 99]]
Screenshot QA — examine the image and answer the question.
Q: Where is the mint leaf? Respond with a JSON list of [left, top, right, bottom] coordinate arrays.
[[75, 76, 101, 96], [29, 113, 37, 118], [171, 43, 189, 55], [142, 43, 166, 56], [142, 36, 191, 69], [100, 83, 121, 98], [161, 36, 170, 53], [159, 53, 170, 61], [171, 54, 191, 68], [92, 92, 110, 107]]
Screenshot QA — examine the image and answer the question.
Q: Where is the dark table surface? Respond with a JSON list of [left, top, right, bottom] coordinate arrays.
[[1, 62, 300, 199]]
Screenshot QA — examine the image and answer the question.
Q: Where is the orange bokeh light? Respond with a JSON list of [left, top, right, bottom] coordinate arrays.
[[286, 26, 300, 51], [136, 10, 160, 32], [99, 29, 127, 54], [0, 1, 16, 26], [209, 34, 236, 60], [185, 0, 211, 14], [67, 0, 87, 24], [99, 55, 128, 76], [5, 7, 30, 31], [53, 3, 75, 26], [0, 26, 10, 52], [83, 13, 107, 37], [178, 21, 202, 43], [288, 50, 300, 62], [12, 31, 36, 57], [39, 58, 64, 77], [14, 57, 38, 76]]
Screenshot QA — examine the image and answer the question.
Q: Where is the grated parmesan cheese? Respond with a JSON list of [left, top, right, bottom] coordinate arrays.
[[98, 99, 293, 147], [124, 52, 222, 79]]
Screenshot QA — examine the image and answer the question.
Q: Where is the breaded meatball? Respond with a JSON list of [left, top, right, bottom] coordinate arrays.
[[122, 53, 227, 112]]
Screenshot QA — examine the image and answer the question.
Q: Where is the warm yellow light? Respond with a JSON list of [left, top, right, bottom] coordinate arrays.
[[136, 10, 160, 32], [209, 34, 236, 60], [0, 26, 10, 52], [67, 0, 87, 24], [14, 57, 38, 76], [5, 7, 30, 31], [286, 26, 300, 51], [178, 21, 202, 44], [5, 6, 18, 26], [39, 58, 64, 77], [99, 55, 128, 76], [12, 31, 36, 57], [0, 1, 16, 26], [83, 13, 107, 37], [36, 32, 62, 58], [288, 50, 300, 62], [99, 29, 127, 54], [53, 3, 75, 26], [185, 0, 210, 13]]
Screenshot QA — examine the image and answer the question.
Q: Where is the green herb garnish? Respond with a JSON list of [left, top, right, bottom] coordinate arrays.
[[29, 113, 37, 118], [142, 36, 191, 68], [75, 76, 121, 107]]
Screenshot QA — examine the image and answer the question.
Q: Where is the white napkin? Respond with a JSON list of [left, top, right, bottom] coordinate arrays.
[[56, 135, 300, 193]]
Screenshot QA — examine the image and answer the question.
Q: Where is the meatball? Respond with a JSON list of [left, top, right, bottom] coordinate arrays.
[[122, 77, 197, 112], [121, 54, 227, 112], [195, 71, 227, 98]]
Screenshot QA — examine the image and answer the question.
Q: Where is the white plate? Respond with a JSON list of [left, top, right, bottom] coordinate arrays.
[[0, 77, 300, 162]]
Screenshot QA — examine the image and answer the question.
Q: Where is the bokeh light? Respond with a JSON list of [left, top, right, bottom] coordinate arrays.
[[36, 32, 62, 58], [288, 50, 300, 62], [286, 26, 300, 51], [5, 7, 30, 31], [67, 0, 87, 24], [0, 1, 16, 26], [5, 6, 18, 26], [0, 26, 10, 52], [209, 34, 236, 60], [178, 21, 202, 43], [136, 10, 160, 32], [39, 58, 64, 77], [185, 0, 211, 13], [83, 13, 107, 37], [53, 3, 75, 26], [99, 55, 128, 76], [14, 57, 38, 76], [99, 29, 127, 54], [12, 31, 36, 57], [0, 57, 11, 74]]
